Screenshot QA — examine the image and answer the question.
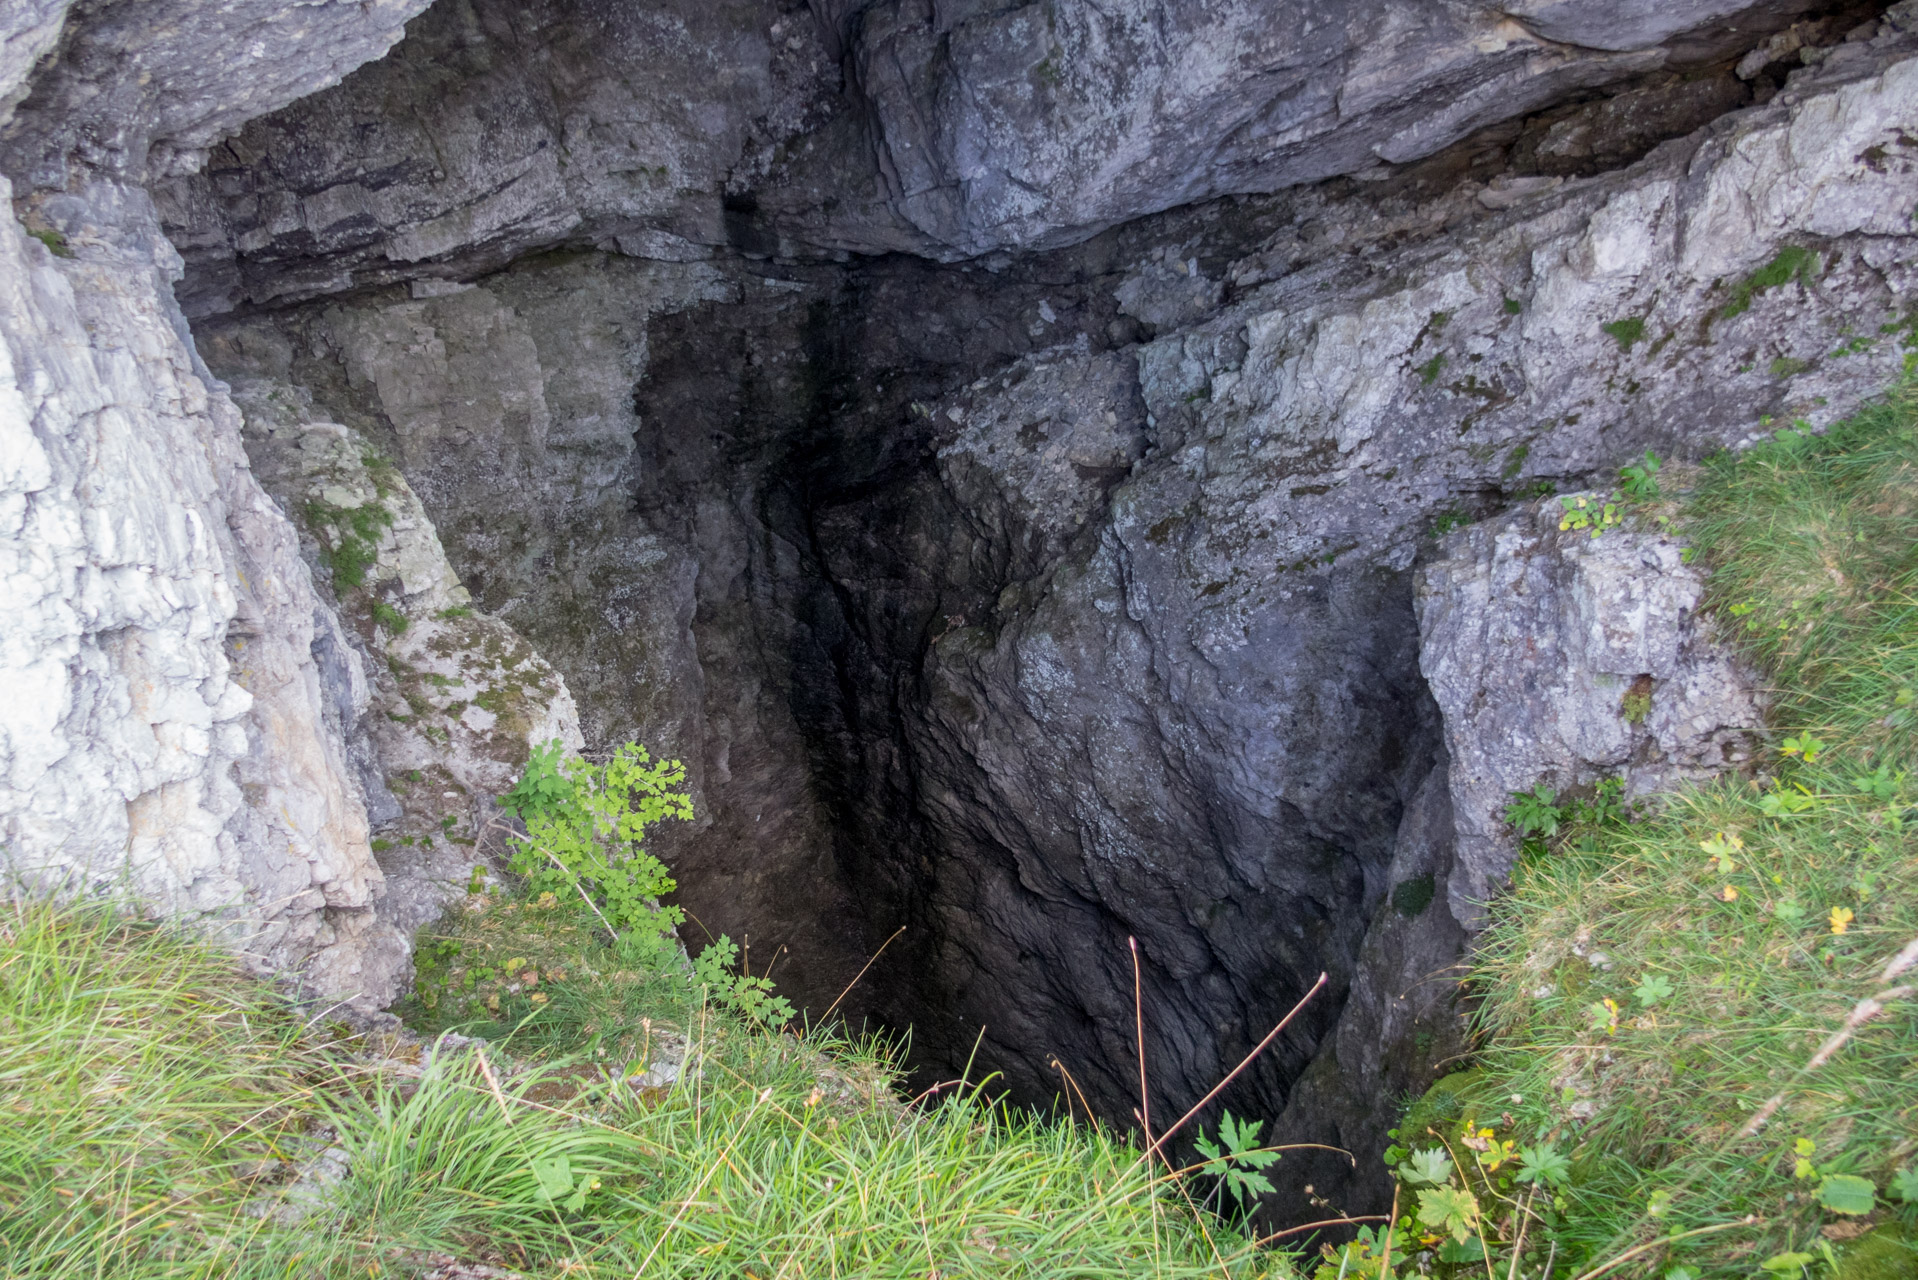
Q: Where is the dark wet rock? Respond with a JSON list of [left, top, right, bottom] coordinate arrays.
[[7, 0, 1918, 1237]]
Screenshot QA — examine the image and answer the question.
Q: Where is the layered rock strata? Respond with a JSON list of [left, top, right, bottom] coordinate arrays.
[[6, 0, 1918, 1231], [158, 0, 1872, 310], [187, 14, 1918, 1220], [0, 0, 575, 1012]]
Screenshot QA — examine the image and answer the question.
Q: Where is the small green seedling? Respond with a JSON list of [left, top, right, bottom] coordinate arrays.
[[1193, 1111, 1281, 1212], [1506, 783, 1564, 840], [1619, 450, 1661, 499]]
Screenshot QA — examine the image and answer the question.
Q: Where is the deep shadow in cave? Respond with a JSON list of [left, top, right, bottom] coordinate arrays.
[[625, 248, 1448, 1229]]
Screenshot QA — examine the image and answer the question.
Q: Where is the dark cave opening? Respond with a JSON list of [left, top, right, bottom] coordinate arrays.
[[142, 0, 1903, 1230], [620, 248, 1449, 1226]]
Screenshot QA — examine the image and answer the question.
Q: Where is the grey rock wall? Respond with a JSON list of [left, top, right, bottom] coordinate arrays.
[[1418, 497, 1765, 926], [0, 175, 400, 1003], [0, 0, 579, 1014], [155, 0, 1868, 308], [9, 0, 1918, 1236], [227, 377, 588, 943], [187, 23, 1918, 1224], [1, 0, 428, 185]]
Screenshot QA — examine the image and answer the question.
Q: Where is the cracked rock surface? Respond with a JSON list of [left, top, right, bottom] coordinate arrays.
[[188, 20, 1918, 1221], [6, 0, 1918, 1232], [1418, 495, 1766, 926]]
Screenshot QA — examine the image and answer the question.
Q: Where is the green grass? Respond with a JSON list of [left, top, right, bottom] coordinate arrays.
[[1371, 385, 1918, 1278], [0, 892, 1298, 1278], [0, 900, 325, 1277], [393, 884, 698, 1060]]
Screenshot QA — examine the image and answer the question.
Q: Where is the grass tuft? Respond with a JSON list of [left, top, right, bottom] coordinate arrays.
[[0, 890, 1299, 1277], [1391, 383, 1918, 1278]]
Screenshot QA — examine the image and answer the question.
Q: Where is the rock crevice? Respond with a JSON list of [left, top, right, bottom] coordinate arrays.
[[5, 0, 1918, 1229]]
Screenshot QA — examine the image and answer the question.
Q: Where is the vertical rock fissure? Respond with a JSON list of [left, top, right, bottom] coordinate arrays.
[[85, 0, 1917, 1228]]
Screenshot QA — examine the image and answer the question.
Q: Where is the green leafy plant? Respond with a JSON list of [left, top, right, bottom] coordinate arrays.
[[1416, 1183, 1481, 1244], [1558, 493, 1622, 538], [1506, 783, 1565, 846], [1633, 973, 1675, 1007], [1515, 1142, 1570, 1188], [1619, 450, 1662, 499], [1192, 1110, 1281, 1212], [1816, 1174, 1877, 1216], [1757, 783, 1819, 817], [501, 740, 692, 953], [1780, 733, 1825, 763], [500, 739, 574, 819], [1401, 1146, 1455, 1189], [692, 935, 796, 1026]]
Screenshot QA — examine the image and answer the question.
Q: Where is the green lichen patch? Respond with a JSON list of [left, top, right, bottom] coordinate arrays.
[[26, 228, 73, 258], [1721, 245, 1820, 322], [1599, 316, 1646, 352]]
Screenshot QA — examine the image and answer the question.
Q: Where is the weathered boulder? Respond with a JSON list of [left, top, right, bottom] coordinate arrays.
[[1417, 497, 1765, 925]]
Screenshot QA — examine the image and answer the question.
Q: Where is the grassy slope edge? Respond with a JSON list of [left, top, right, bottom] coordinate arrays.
[[0, 886, 1298, 1279], [1372, 388, 1918, 1279]]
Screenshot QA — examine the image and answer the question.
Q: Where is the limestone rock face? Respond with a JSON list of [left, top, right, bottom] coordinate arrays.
[[0, 0, 517, 1013], [227, 376, 589, 943], [188, 28, 1918, 1222], [0, 175, 397, 1001], [839, 0, 1820, 256], [1417, 499, 1765, 926], [0, 0, 429, 185], [156, 0, 1848, 308]]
